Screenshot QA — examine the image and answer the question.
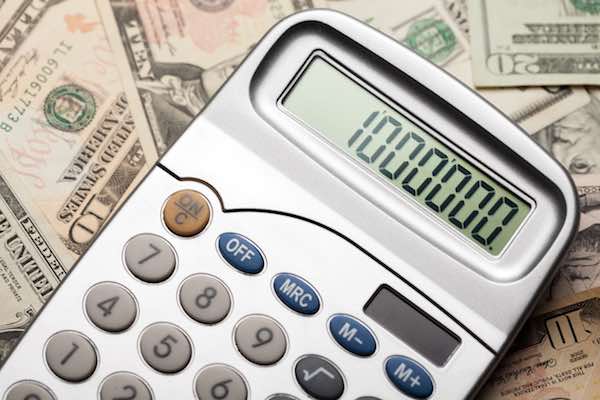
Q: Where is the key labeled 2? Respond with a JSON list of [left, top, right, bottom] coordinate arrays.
[[100, 372, 153, 400]]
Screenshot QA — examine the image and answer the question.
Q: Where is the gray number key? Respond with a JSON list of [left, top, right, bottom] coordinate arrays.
[[124, 234, 176, 283], [100, 372, 152, 400], [194, 364, 247, 400], [85, 282, 137, 332], [139, 323, 191, 374], [179, 274, 231, 324], [234, 315, 287, 365], [45, 331, 97, 382], [5, 381, 55, 400]]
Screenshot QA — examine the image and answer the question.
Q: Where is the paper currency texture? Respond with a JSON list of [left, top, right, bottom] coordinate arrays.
[[0, 0, 155, 360], [469, 0, 600, 87], [479, 288, 600, 400]]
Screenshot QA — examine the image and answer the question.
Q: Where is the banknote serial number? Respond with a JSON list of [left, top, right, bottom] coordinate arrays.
[[1, 41, 73, 133]]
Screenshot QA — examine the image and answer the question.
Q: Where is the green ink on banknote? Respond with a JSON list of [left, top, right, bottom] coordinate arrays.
[[570, 0, 600, 14], [404, 19, 456, 65], [44, 84, 96, 132]]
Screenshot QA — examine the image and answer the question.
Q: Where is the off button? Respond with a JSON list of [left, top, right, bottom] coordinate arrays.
[[163, 190, 210, 237]]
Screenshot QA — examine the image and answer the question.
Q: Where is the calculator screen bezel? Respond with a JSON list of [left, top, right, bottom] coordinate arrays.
[[278, 52, 533, 258], [249, 20, 566, 282]]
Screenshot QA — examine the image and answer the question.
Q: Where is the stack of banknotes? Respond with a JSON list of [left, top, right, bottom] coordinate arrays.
[[0, 0, 598, 398]]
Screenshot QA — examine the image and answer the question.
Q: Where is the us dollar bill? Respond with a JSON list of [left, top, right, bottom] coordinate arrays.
[[478, 287, 600, 400], [446, 57, 591, 134], [0, 0, 155, 362], [579, 184, 600, 219], [296, 0, 591, 134], [433, 0, 593, 133], [0, 169, 73, 363], [550, 220, 600, 300], [468, 0, 600, 87], [98, 0, 590, 152], [528, 89, 600, 298], [387, 3, 468, 67], [0, 0, 155, 253], [96, 0, 320, 155], [442, 0, 470, 38], [532, 89, 600, 178]]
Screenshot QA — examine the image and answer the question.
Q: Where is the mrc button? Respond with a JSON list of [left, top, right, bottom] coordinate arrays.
[[163, 190, 210, 237], [385, 356, 433, 399], [273, 273, 320, 315], [329, 314, 376, 357], [218, 233, 264, 274]]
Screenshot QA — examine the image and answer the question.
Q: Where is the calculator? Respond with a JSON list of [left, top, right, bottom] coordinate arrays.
[[0, 9, 579, 400]]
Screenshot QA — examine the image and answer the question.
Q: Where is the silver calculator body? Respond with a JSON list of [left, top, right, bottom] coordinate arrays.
[[0, 10, 579, 400]]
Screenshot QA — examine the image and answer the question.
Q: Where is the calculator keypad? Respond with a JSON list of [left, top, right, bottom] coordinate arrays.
[[85, 282, 137, 333], [194, 364, 248, 400], [139, 323, 192, 374], [0, 179, 460, 399], [99, 372, 152, 400], [124, 234, 176, 283], [295, 354, 345, 400], [5, 381, 55, 400], [179, 274, 231, 324], [234, 315, 287, 365], [45, 331, 97, 383]]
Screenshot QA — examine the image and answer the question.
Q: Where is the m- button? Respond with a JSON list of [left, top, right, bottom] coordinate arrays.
[[163, 190, 210, 237]]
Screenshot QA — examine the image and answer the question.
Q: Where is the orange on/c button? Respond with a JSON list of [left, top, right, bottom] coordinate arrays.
[[163, 189, 211, 237]]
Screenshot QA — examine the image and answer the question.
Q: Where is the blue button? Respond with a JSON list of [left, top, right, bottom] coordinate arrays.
[[385, 356, 434, 399], [218, 233, 264, 274], [329, 314, 376, 357], [273, 273, 320, 315]]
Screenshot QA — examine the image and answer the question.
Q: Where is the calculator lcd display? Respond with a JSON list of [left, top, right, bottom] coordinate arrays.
[[282, 57, 531, 256]]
